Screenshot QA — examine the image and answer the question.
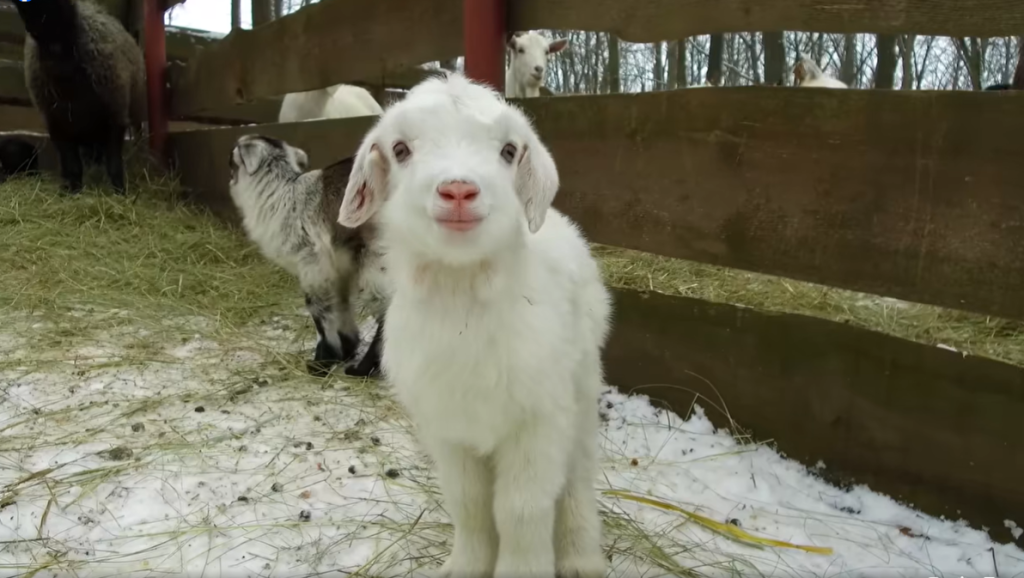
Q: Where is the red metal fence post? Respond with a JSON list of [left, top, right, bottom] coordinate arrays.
[[143, 0, 168, 163], [463, 0, 507, 92]]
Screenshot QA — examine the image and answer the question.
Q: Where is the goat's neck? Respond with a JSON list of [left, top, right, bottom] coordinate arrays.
[[390, 241, 527, 304], [514, 78, 542, 98]]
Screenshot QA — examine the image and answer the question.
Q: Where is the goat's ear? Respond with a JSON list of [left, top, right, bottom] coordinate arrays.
[[514, 139, 559, 234], [290, 147, 309, 172], [548, 38, 569, 54], [506, 33, 518, 50], [339, 142, 389, 228], [236, 139, 264, 174]]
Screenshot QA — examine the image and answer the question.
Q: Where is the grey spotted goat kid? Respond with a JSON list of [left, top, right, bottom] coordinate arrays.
[[228, 135, 388, 377]]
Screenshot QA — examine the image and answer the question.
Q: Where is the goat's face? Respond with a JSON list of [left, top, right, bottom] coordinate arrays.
[[338, 74, 559, 264], [507, 31, 569, 89], [228, 134, 309, 189]]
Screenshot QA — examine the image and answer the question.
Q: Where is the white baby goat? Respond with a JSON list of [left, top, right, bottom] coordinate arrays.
[[278, 84, 384, 123], [337, 72, 611, 578], [505, 31, 569, 98], [793, 56, 848, 88]]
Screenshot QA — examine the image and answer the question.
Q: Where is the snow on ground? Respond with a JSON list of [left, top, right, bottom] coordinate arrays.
[[2, 310, 1022, 578]]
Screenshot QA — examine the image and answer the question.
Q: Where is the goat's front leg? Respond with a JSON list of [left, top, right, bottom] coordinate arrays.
[[492, 422, 572, 578], [303, 292, 359, 377], [555, 394, 605, 578], [430, 441, 498, 577]]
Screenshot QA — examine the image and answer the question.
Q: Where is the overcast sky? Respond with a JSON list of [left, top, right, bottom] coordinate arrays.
[[167, 0, 244, 33]]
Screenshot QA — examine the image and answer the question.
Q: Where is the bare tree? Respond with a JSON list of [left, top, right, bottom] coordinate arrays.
[[898, 35, 915, 89], [839, 34, 857, 85], [653, 42, 664, 90], [1014, 37, 1024, 89], [875, 35, 898, 88], [607, 34, 621, 93], [955, 37, 986, 89], [763, 31, 785, 85], [677, 39, 688, 88], [707, 34, 724, 85], [252, 0, 274, 27], [231, 0, 242, 29]]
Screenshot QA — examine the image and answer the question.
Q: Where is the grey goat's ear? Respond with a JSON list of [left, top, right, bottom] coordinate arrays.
[[236, 139, 265, 174], [289, 146, 309, 172]]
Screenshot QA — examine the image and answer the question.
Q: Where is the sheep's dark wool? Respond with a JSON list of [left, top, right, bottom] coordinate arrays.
[[0, 137, 40, 182], [9, 0, 145, 195]]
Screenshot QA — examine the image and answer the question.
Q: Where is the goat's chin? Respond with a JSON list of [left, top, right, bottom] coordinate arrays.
[[397, 215, 519, 266]]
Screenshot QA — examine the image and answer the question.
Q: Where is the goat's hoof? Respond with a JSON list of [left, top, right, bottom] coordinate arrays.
[[305, 359, 336, 377], [343, 363, 380, 378]]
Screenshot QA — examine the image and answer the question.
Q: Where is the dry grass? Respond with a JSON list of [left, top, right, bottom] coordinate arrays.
[[0, 162, 298, 359]]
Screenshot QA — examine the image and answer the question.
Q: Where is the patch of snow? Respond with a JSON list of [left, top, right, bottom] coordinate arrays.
[[1, 312, 1021, 578]]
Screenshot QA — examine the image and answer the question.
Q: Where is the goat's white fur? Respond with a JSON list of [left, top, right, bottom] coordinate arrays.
[[794, 56, 848, 88], [278, 84, 384, 123], [505, 31, 569, 98], [337, 72, 610, 578]]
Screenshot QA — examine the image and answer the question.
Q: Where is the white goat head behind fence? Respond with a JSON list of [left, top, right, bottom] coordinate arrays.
[[505, 30, 569, 97], [338, 72, 559, 266]]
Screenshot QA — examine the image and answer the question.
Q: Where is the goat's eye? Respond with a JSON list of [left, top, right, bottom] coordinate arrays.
[[393, 141, 410, 162], [500, 143, 517, 163], [517, 47, 525, 54]]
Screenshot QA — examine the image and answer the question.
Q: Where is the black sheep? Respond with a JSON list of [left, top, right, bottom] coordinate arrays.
[[0, 136, 40, 182], [8, 0, 146, 195]]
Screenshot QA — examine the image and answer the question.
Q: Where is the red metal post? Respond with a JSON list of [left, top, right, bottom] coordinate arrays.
[[463, 0, 507, 92], [143, 0, 168, 162]]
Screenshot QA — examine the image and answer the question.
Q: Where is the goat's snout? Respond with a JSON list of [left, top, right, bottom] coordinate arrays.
[[533, 65, 544, 74], [436, 181, 482, 232], [437, 181, 479, 203]]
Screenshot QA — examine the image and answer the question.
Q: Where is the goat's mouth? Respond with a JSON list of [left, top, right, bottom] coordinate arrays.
[[530, 72, 543, 82], [436, 217, 483, 232]]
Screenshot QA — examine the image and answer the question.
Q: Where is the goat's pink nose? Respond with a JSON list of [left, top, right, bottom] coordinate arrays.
[[437, 181, 479, 202]]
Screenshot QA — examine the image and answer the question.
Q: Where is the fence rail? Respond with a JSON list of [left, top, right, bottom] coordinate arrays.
[[168, 88, 1024, 322], [606, 287, 1024, 545], [511, 0, 1024, 41], [169, 0, 461, 117]]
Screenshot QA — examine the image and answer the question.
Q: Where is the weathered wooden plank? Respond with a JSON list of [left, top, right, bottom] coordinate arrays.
[[168, 88, 1024, 322], [605, 286, 1024, 544], [0, 60, 28, 106], [0, 104, 43, 130], [168, 0, 461, 117], [510, 0, 1024, 41], [519, 88, 1024, 322], [167, 115, 377, 220]]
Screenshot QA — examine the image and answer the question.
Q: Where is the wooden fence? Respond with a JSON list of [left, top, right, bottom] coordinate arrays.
[[103, 0, 1024, 545]]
